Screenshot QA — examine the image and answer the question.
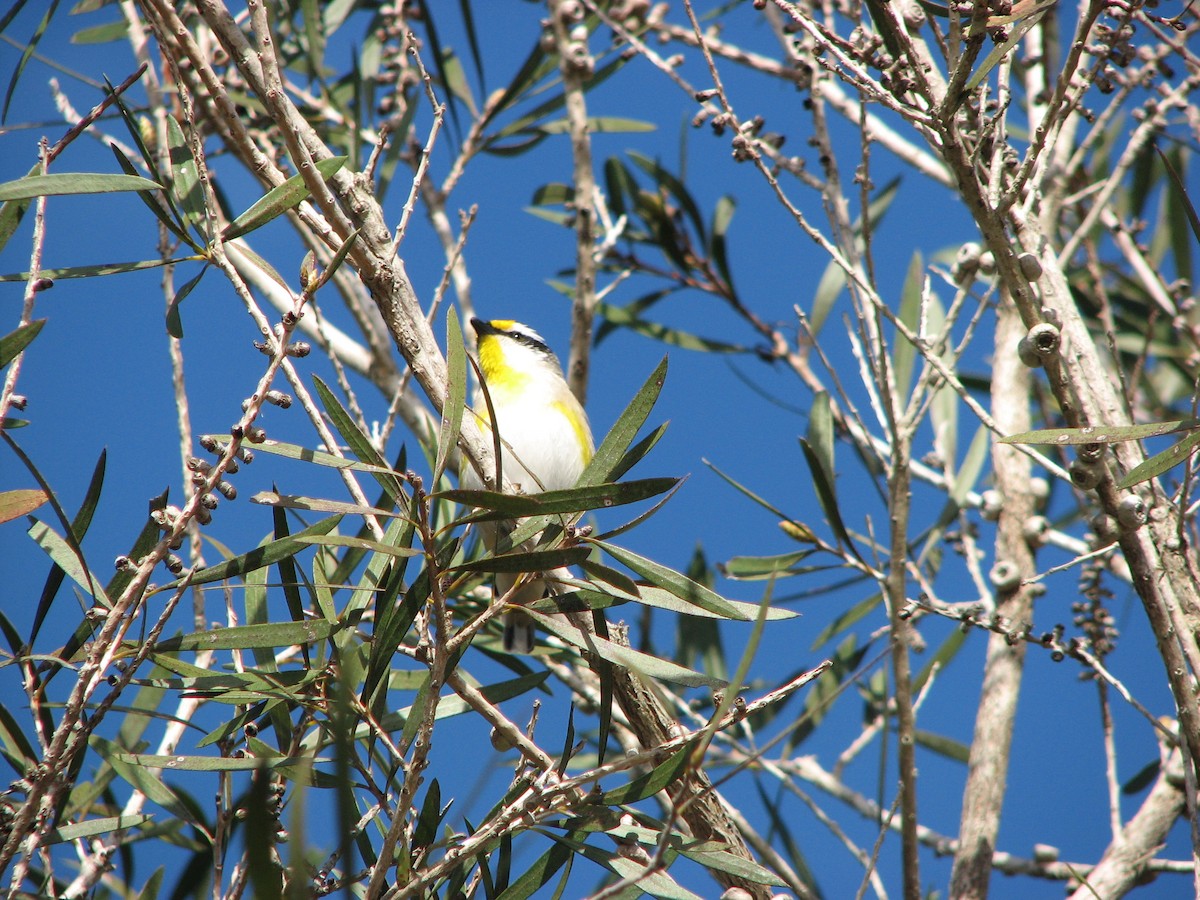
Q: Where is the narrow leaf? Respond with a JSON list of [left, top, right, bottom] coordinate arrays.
[[221, 156, 348, 240], [154, 619, 340, 652], [0, 318, 44, 367], [0, 172, 162, 201]]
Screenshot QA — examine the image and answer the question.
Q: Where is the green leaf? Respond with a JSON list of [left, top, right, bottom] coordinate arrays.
[[451, 546, 590, 575], [28, 519, 109, 607], [0, 488, 48, 524], [1001, 420, 1199, 445], [710, 195, 736, 290], [446, 478, 678, 520], [800, 392, 860, 558], [114, 751, 326, 771], [913, 728, 970, 763], [677, 841, 786, 886], [154, 619, 340, 653], [721, 550, 819, 579], [200, 434, 397, 475], [96, 736, 211, 839], [0, 318, 44, 367], [810, 257, 844, 335], [810, 593, 882, 650], [525, 610, 725, 688], [579, 357, 667, 487], [172, 514, 342, 587], [537, 116, 655, 135], [165, 114, 206, 236], [166, 264, 207, 339], [593, 539, 745, 620], [221, 156, 348, 240], [70, 18, 127, 44], [598, 746, 691, 804], [963, 5, 1048, 93], [249, 491, 407, 519], [0, 256, 205, 283], [436, 308, 466, 483], [2, 0, 59, 125], [0, 161, 40, 256], [892, 251, 924, 398], [595, 303, 745, 353], [313, 375, 409, 509], [48, 814, 152, 844], [0, 172, 162, 201], [1119, 430, 1200, 488], [627, 151, 706, 242]]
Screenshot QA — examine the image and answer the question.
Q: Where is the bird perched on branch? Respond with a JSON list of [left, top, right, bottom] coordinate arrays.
[[461, 317, 594, 653]]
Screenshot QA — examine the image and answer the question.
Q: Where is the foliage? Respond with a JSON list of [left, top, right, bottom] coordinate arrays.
[[1, 1, 1198, 898]]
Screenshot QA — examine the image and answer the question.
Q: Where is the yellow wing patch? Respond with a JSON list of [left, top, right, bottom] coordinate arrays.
[[553, 399, 593, 464]]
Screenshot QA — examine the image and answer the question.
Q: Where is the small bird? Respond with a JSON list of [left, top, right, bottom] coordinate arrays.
[[461, 317, 594, 652]]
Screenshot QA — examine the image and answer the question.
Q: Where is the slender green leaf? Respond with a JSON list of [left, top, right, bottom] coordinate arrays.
[[169, 514, 342, 587], [892, 251, 924, 398], [49, 814, 152, 844], [598, 746, 691, 804], [114, 752, 326, 771], [0, 488, 48, 524], [165, 114, 206, 236], [70, 19, 127, 44], [579, 357, 667, 487], [452, 546, 590, 575], [1002, 420, 1200, 445], [1120, 430, 1200, 487], [593, 539, 744, 620], [249, 491, 406, 518], [627, 151, 706, 241], [0, 318, 44, 367], [0, 257, 201, 283], [221, 156, 348, 240], [446, 478, 678, 520], [436, 309, 466, 483], [165, 264, 207, 339], [313, 375, 409, 509], [800, 392, 859, 558], [0, 161, 40, 256], [155, 619, 340, 653], [27, 520, 110, 606], [0, 172, 162, 201], [525, 610, 724, 688], [2, 0, 60, 124]]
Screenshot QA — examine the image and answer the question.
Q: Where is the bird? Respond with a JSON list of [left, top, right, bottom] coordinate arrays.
[[460, 317, 594, 653]]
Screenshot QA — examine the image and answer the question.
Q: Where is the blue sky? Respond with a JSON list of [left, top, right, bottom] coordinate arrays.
[[0, 3, 1193, 897]]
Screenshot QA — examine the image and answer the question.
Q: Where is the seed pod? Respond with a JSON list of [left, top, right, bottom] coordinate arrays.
[[1022, 515, 1048, 545], [990, 560, 1021, 590], [216, 480, 238, 500], [1018, 252, 1043, 281], [1069, 457, 1104, 490], [1116, 494, 1147, 529], [264, 390, 292, 409], [166, 554, 184, 575], [1076, 442, 1105, 465], [200, 492, 219, 509], [1017, 323, 1061, 368], [245, 426, 267, 443], [980, 489, 1003, 520], [284, 341, 311, 358]]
